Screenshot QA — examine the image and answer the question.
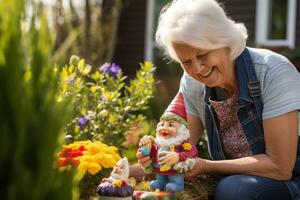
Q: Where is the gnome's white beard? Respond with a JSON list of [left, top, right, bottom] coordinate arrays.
[[155, 125, 190, 147], [110, 172, 126, 181]]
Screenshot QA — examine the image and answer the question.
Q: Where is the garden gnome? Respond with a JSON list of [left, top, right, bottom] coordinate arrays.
[[97, 157, 134, 199], [103, 157, 129, 183], [139, 93, 198, 192]]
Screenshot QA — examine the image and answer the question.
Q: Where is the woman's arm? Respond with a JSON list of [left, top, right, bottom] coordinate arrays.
[[187, 110, 298, 180], [187, 114, 204, 145]]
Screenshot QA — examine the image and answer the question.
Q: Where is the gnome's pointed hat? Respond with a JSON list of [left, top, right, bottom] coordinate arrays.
[[160, 92, 188, 127]]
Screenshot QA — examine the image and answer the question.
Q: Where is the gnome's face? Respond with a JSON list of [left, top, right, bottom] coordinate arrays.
[[156, 120, 180, 138], [155, 119, 190, 147], [110, 158, 129, 181]]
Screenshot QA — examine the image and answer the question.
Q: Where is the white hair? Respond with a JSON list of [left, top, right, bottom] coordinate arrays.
[[155, 0, 248, 61], [155, 124, 190, 147]]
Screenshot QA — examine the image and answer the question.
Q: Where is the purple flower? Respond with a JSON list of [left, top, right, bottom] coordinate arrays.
[[100, 95, 106, 103], [99, 63, 110, 73], [99, 62, 122, 78], [66, 77, 75, 84], [77, 115, 90, 129], [110, 63, 122, 76]]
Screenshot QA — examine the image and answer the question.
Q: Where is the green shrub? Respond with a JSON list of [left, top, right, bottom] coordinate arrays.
[[0, 1, 76, 199], [59, 57, 156, 151]]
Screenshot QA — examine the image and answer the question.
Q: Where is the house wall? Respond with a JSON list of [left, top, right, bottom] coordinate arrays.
[[113, 0, 300, 73], [220, 0, 257, 45], [218, 0, 300, 48], [218, 0, 300, 70], [113, 0, 147, 76]]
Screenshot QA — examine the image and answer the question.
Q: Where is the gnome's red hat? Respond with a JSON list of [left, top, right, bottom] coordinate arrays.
[[160, 92, 188, 127]]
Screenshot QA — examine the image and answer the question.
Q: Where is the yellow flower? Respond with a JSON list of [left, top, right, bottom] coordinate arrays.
[[182, 143, 192, 151], [101, 154, 116, 168], [80, 155, 93, 163], [93, 154, 103, 163], [111, 153, 121, 162], [87, 163, 102, 175], [77, 161, 89, 173], [113, 180, 122, 187], [57, 140, 121, 175], [90, 86, 97, 93]]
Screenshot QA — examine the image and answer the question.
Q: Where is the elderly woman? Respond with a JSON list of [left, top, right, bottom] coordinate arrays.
[[136, 0, 300, 199]]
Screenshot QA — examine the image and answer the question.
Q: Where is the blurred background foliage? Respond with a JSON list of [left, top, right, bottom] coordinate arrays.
[[45, 0, 185, 120], [51, 0, 129, 66], [0, 0, 78, 199]]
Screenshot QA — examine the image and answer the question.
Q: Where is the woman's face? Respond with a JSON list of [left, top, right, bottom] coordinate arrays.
[[172, 42, 236, 92]]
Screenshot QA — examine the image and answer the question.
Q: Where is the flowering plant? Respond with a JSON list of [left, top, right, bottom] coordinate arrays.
[[57, 140, 121, 175], [59, 56, 156, 150]]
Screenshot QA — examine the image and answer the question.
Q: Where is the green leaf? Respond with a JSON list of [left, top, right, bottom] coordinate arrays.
[[78, 59, 85, 73], [82, 64, 92, 75], [68, 65, 74, 73], [91, 71, 101, 80]]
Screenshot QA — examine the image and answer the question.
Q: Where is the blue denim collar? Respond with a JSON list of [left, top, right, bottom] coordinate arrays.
[[204, 48, 255, 104]]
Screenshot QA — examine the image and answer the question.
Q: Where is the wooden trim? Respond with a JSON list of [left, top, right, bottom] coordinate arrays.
[[144, 0, 155, 61]]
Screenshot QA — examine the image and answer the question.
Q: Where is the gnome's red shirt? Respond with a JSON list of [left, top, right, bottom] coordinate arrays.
[[150, 140, 198, 174]]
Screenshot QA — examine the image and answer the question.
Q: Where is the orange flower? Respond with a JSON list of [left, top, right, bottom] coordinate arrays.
[[182, 143, 192, 151]]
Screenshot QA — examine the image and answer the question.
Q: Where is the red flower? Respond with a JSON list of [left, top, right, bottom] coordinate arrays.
[[58, 145, 86, 168]]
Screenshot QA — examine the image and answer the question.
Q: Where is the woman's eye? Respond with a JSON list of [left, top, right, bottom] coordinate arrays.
[[169, 124, 174, 127], [182, 60, 191, 66], [197, 53, 207, 59]]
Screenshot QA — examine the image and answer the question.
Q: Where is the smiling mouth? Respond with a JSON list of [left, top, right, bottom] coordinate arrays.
[[161, 132, 169, 137], [200, 66, 215, 77]]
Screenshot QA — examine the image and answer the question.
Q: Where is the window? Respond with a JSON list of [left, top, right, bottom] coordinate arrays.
[[144, 0, 170, 63], [256, 0, 297, 49]]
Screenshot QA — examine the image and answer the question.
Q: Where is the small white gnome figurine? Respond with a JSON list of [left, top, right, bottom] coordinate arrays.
[[97, 157, 134, 199], [103, 157, 130, 183]]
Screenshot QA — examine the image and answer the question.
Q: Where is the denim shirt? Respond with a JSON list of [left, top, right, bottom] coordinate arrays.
[[203, 48, 300, 199]]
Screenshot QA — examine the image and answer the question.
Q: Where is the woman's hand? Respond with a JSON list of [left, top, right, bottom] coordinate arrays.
[[158, 151, 179, 165], [185, 157, 208, 179]]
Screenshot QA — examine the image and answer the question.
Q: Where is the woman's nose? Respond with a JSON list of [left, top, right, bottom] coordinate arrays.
[[191, 60, 205, 74]]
